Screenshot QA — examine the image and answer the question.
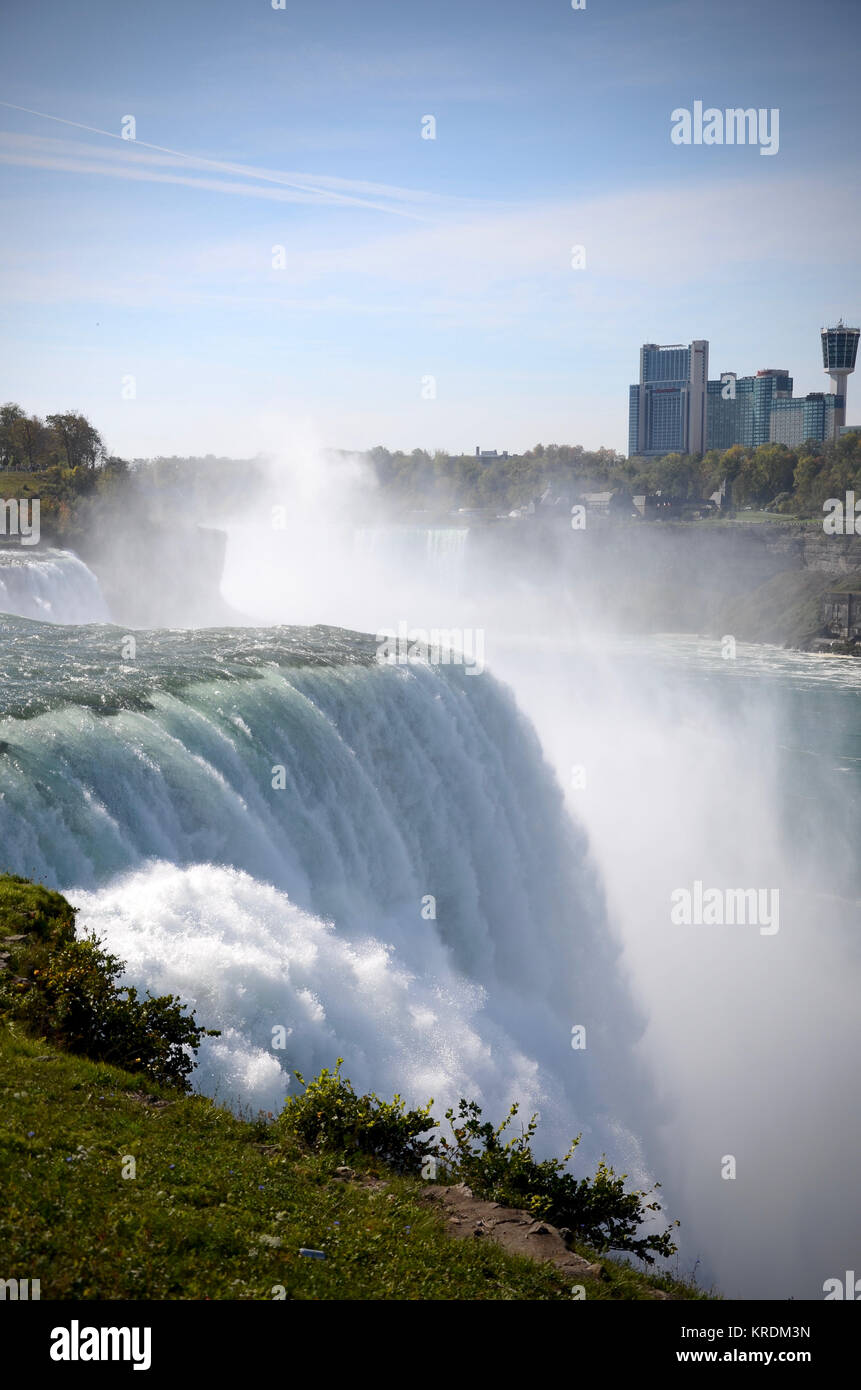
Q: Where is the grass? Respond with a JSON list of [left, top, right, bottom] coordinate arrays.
[[0, 466, 67, 500], [0, 1025, 713, 1301], [681, 513, 819, 528], [0, 873, 713, 1301]]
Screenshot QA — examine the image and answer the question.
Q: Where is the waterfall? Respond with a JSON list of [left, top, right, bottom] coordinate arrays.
[[0, 620, 646, 1175], [0, 548, 110, 624]]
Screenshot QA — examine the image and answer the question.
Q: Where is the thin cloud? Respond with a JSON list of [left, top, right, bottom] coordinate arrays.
[[0, 104, 454, 219]]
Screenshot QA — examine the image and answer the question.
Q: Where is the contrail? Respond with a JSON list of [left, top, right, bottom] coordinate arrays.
[[0, 99, 425, 218]]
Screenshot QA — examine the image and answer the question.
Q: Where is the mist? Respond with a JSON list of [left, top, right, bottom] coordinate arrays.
[[211, 434, 861, 1299], [3, 427, 857, 1301]]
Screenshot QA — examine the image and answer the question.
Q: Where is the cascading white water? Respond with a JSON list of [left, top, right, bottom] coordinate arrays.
[[0, 548, 110, 624], [353, 527, 469, 565], [219, 487, 861, 1300], [0, 634, 650, 1187], [6, 446, 859, 1297]]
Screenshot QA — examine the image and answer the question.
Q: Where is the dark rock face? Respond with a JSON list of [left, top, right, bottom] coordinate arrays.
[[464, 519, 861, 647]]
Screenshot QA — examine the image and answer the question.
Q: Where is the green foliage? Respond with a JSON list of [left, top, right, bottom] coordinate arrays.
[[0, 874, 216, 1090], [437, 1099, 679, 1265], [278, 1058, 437, 1171], [7, 1027, 689, 1301], [0, 403, 104, 474], [277, 1059, 679, 1264], [364, 430, 861, 520], [0, 873, 77, 947], [365, 442, 627, 514], [2, 933, 217, 1089]]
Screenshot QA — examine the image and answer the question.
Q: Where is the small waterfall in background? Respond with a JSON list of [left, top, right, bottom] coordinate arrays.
[[0, 548, 110, 624], [353, 525, 469, 569]]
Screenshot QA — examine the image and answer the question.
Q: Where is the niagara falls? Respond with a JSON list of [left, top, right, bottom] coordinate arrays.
[[0, 0, 859, 1361]]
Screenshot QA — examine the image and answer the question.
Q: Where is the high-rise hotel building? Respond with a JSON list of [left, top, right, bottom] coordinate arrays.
[[706, 369, 794, 450], [627, 324, 858, 456], [628, 340, 708, 457]]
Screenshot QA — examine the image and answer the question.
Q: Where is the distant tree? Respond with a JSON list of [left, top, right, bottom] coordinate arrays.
[[16, 414, 54, 471], [0, 402, 26, 469], [46, 411, 105, 471]]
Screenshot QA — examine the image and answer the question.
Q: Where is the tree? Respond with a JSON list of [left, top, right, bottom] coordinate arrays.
[[0, 402, 26, 469], [15, 414, 53, 471], [46, 411, 105, 471]]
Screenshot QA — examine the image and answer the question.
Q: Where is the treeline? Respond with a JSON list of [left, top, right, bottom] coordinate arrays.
[[365, 444, 625, 513], [623, 435, 861, 514], [0, 403, 130, 539], [0, 403, 124, 474], [0, 407, 261, 546], [128, 454, 264, 520], [365, 434, 861, 517]]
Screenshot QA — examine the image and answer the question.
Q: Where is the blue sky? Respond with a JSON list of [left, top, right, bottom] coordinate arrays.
[[0, 0, 859, 457]]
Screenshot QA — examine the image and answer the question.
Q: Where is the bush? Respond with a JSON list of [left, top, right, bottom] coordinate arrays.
[[437, 1099, 679, 1264], [277, 1061, 680, 1263], [13, 934, 215, 1088], [0, 876, 217, 1091], [278, 1059, 438, 1171]]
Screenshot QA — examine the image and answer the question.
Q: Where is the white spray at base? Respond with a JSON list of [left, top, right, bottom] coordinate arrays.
[[0, 647, 651, 1185], [212, 429, 861, 1299], [69, 861, 595, 1134]]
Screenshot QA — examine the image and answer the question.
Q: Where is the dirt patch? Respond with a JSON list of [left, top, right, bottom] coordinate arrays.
[[422, 1181, 672, 1298]]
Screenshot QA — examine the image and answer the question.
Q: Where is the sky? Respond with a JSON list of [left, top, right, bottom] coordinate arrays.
[[0, 0, 859, 458]]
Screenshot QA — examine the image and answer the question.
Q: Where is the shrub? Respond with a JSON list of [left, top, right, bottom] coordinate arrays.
[[278, 1058, 437, 1171], [437, 1099, 679, 1264], [277, 1061, 680, 1263], [1, 928, 217, 1090]]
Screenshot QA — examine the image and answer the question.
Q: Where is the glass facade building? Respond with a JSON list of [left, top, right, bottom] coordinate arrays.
[[821, 325, 860, 374], [704, 371, 791, 449], [628, 341, 708, 456], [821, 323, 859, 435], [629, 326, 853, 455], [769, 393, 840, 447]]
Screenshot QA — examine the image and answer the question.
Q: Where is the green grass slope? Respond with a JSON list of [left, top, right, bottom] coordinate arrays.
[[0, 874, 711, 1301]]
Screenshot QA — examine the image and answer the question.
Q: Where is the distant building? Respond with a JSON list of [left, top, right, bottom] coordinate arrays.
[[770, 392, 840, 447], [628, 340, 708, 457], [822, 592, 861, 642], [632, 494, 663, 518], [580, 491, 614, 515], [821, 321, 859, 437], [707, 369, 793, 450], [709, 477, 728, 510], [630, 322, 858, 455], [475, 447, 509, 460]]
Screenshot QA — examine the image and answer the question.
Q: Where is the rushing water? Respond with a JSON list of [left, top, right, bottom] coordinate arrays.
[[0, 615, 648, 1193], [0, 548, 110, 625], [489, 631, 861, 1301], [2, 535, 859, 1299]]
